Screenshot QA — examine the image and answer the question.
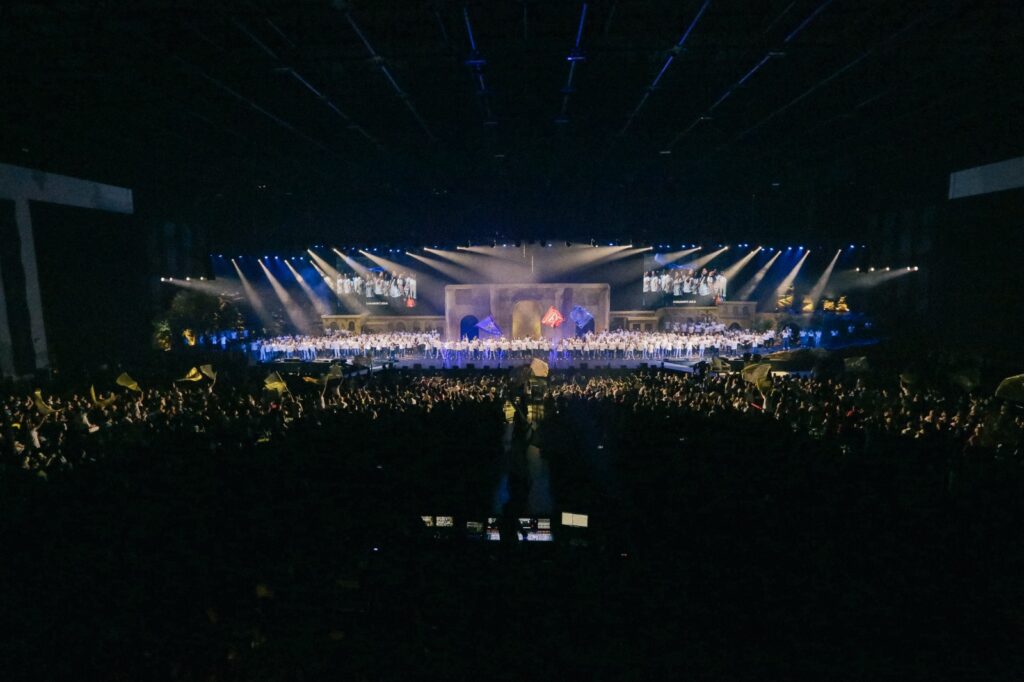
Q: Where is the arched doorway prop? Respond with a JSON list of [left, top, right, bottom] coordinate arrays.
[[512, 300, 542, 339], [460, 315, 480, 340]]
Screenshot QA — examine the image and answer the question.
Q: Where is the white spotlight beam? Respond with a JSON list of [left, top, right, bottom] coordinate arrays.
[[285, 260, 332, 316], [678, 246, 728, 272], [231, 258, 273, 327], [771, 250, 811, 302], [409, 251, 476, 282], [806, 249, 842, 308], [721, 246, 762, 281], [258, 259, 314, 333], [735, 251, 781, 300]]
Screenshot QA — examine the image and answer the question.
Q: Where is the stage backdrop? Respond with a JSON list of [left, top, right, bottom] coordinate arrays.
[[444, 283, 609, 341]]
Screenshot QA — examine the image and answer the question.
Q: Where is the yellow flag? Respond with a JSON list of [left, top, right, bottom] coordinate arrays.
[[741, 363, 772, 385], [302, 376, 324, 386], [116, 372, 141, 392], [529, 357, 549, 378], [326, 364, 344, 380], [199, 364, 217, 381], [90, 385, 117, 408], [33, 389, 58, 416], [264, 371, 288, 394], [177, 367, 204, 382]]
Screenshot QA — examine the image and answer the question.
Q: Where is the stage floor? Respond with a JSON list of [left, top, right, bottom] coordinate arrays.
[[388, 355, 699, 372]]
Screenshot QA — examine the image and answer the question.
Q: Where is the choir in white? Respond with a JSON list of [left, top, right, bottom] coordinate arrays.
[[644, 268, 726, 300], [253, 324, 779, 364], [335, 271, 417, 303]]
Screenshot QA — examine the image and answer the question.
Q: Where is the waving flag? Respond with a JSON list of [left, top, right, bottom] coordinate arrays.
[[569, 305, 593, 329], [995, 374, 1024, 402], [529, 357, 550, 378], [33, 389, 59, 416], [90, 386, 117, 408], [264, 371, 289, 394], [541, 306, 564, 328], [116, 372, 142, 393], [476, 315, 501, 336], [177, 367, 204, 382]]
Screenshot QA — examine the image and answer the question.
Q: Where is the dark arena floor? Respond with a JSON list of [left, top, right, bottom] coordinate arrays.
[[4, 363, 1024, 680]]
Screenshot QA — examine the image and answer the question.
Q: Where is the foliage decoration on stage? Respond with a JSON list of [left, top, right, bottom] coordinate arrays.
[[569, 305, 594, 329], [475, 316, 502, 336]]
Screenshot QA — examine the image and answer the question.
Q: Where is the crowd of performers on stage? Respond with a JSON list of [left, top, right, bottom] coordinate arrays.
[[335, 271, 417, 302], [644, 268, 727, 299], [250, 324, 811, 364], [7, 365, 1021, 472]]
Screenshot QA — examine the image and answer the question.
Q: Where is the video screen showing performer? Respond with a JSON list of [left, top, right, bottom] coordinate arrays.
[[333, 256, 418, 312], [642, 255, 726, 307]]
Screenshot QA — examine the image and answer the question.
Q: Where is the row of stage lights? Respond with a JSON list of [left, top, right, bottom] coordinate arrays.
[[163, 250, 919, 282], [207, 243, 872, 260]]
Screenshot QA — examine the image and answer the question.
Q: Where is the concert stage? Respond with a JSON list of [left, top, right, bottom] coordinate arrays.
[[322, 286, 762, 340]]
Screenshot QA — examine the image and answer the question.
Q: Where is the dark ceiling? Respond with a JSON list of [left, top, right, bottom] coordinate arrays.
[[2, 0, 1022, 249]]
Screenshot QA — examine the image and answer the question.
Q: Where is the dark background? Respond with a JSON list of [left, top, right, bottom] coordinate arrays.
[[1, 0, 1022, 347], [31, 203, 150, 372]]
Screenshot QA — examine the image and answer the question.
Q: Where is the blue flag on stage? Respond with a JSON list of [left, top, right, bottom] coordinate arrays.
[[476, 315, 502, 336], [569, 305, 593, 329]]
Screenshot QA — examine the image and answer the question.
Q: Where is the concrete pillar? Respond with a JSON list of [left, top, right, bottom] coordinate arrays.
[[0, 251, 14, 375], [14, 199, 48, 369]]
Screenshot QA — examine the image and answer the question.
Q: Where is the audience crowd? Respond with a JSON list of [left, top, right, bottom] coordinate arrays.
[[4, 365, 1020, 474]]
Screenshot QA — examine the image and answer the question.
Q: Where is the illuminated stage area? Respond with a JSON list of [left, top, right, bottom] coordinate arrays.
[[188, 242, 908, 346]]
